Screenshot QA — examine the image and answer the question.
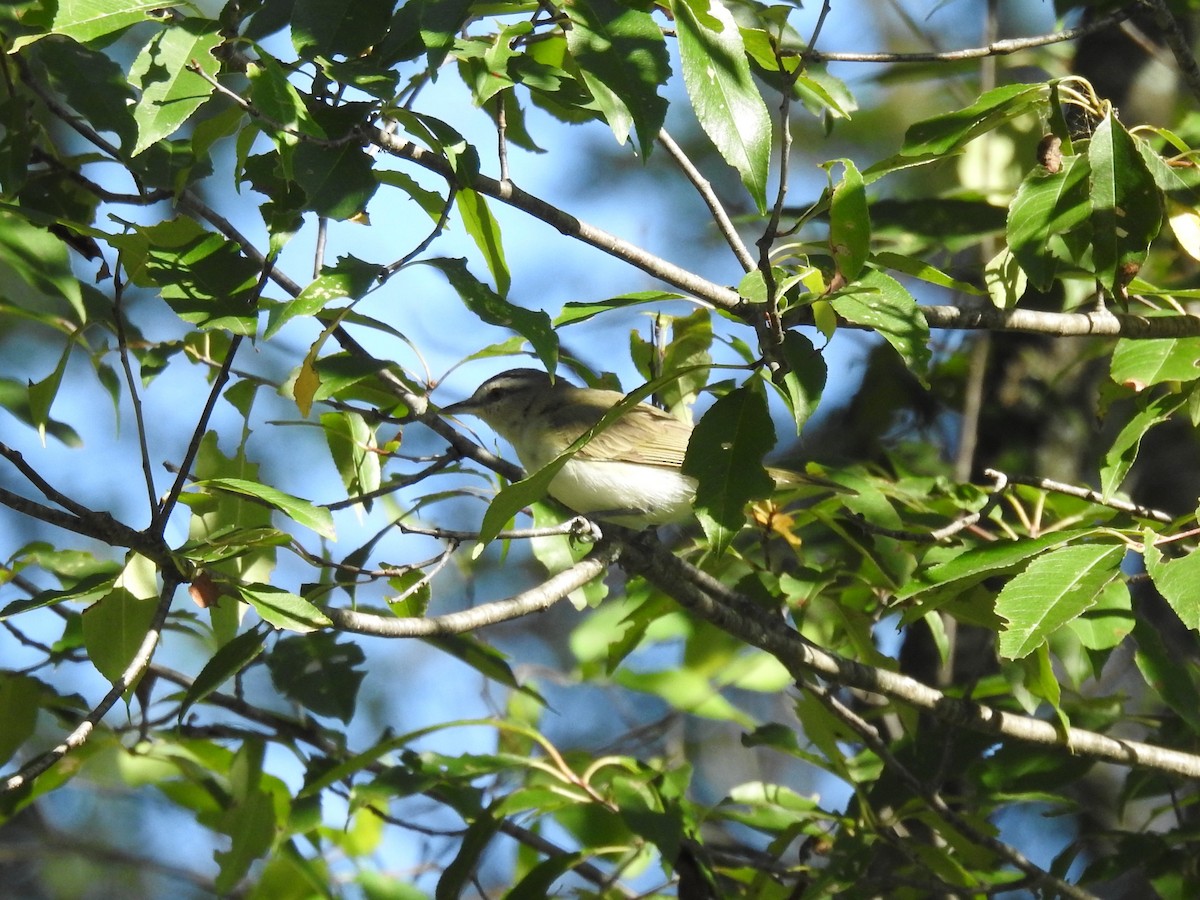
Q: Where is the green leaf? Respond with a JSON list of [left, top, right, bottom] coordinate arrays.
[[0, 377, 78, 444], [128, 19, 223, 156], [897, 83, 1046, 160], [898, 528, 1097, 601], [1006, 153, 1091, 291], [1088, 114, 1162, 296], [420, 0, 475, 72], [423, 635, 541, 700], [247, 55, 327, 142], [564, 0, 669, 154], [111, 216, 261, 334], [83, 587, 158, 683], [672, 0, 772, 213], [682, 385, 776, 556], [456, 189, 510, 296], [507, 852, 589, 900], [870, 198, 1007, 249], [291, 0, 393, 58], [1099, 394, 1181, 499], [1144, 536, 1200, 631], [27, 341, 73, 445], [827, 158, 869, 281], [774, 331, 826, 434], [422, 257, 557, 374], [30, 36, 136, 152], [11, 0, 166, 49], [870, 250, 985, 296], [0, 209, 84, 321], [375, 170, 448, 222], [555, 291, 686, 326], [197, 477, 336, 540], [213, 743, 279, 894], [321, 411, 382, 505], [651, 308, 713, 414], [529, 502, 606, 610], [1067, 580, 1133, 652], [265, 632, 365, 721], [1110, 337, 1200, 390], [265, 255, 381, 340], [292, 139, 378, 220], [996, 543, 1125, 659], [437, 804, 503, 900], [179, 627, 269, 721], [983, 245, 1027, 310], [830, 270, 930, 382], [1132, 614, 1200, 735], [0, 674, 41, 766], [238, 584, 332, 633]]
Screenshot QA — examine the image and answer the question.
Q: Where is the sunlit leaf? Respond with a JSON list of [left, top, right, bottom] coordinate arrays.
[[128, 19, 222, 156], [564, 0, 669, 153], [672, 0, 772, 212], [830, 270, 930, 382], [997, 543, 1125, 659], [197, 477, 336, 540], [1089, 114, 1162, 297]]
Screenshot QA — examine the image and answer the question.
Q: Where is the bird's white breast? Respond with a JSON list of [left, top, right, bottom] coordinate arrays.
[[548, 458, 697, 526]]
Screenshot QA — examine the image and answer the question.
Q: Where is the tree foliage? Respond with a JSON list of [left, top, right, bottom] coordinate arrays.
[[4, 0, 1200, 896]]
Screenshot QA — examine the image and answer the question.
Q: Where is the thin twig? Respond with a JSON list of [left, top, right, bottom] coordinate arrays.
[[314, 217, 329, 279], [367, 126, 746, 313], [0, 442, 103, 520], [806, 0, 834, 52], [398, 515, 602, 541], [753, 46, 798, 375], [798, 7, 1133, 63], [380, 190, 456, 279], [153, 333, 244, 530], [657, 129, 755, 273], [111, 268, 160, 516], [0, 485, 169, 566], [496, 92, 511, 184], [177, 190, 527, 484], [985, 467, 1175, 523]]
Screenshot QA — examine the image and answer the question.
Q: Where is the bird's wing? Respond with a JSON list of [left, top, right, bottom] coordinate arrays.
[[573, 403, 693, 468]]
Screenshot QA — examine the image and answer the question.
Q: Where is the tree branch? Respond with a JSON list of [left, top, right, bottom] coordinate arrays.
[[328, 545, 617, 637], [799, 6, 1133, 63], [618, 536, 1200, 780], [986, 467, 1175, 524], [1139, 0, 1200, 106], [367, 126, 747, 314], [806, 681, 1097, 900], [657, 128, 756, 273], [916, 303, 1200, 337], [2, 578, 180, 795]]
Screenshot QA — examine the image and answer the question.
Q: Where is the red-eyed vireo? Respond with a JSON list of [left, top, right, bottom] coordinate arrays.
[[442, 368, 698, 527]]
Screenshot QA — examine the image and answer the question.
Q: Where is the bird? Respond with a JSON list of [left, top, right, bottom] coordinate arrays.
[[442, 368, 700, 527]]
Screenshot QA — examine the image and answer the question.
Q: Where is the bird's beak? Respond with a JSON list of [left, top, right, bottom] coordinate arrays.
[[440, 398, 476, 417]]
